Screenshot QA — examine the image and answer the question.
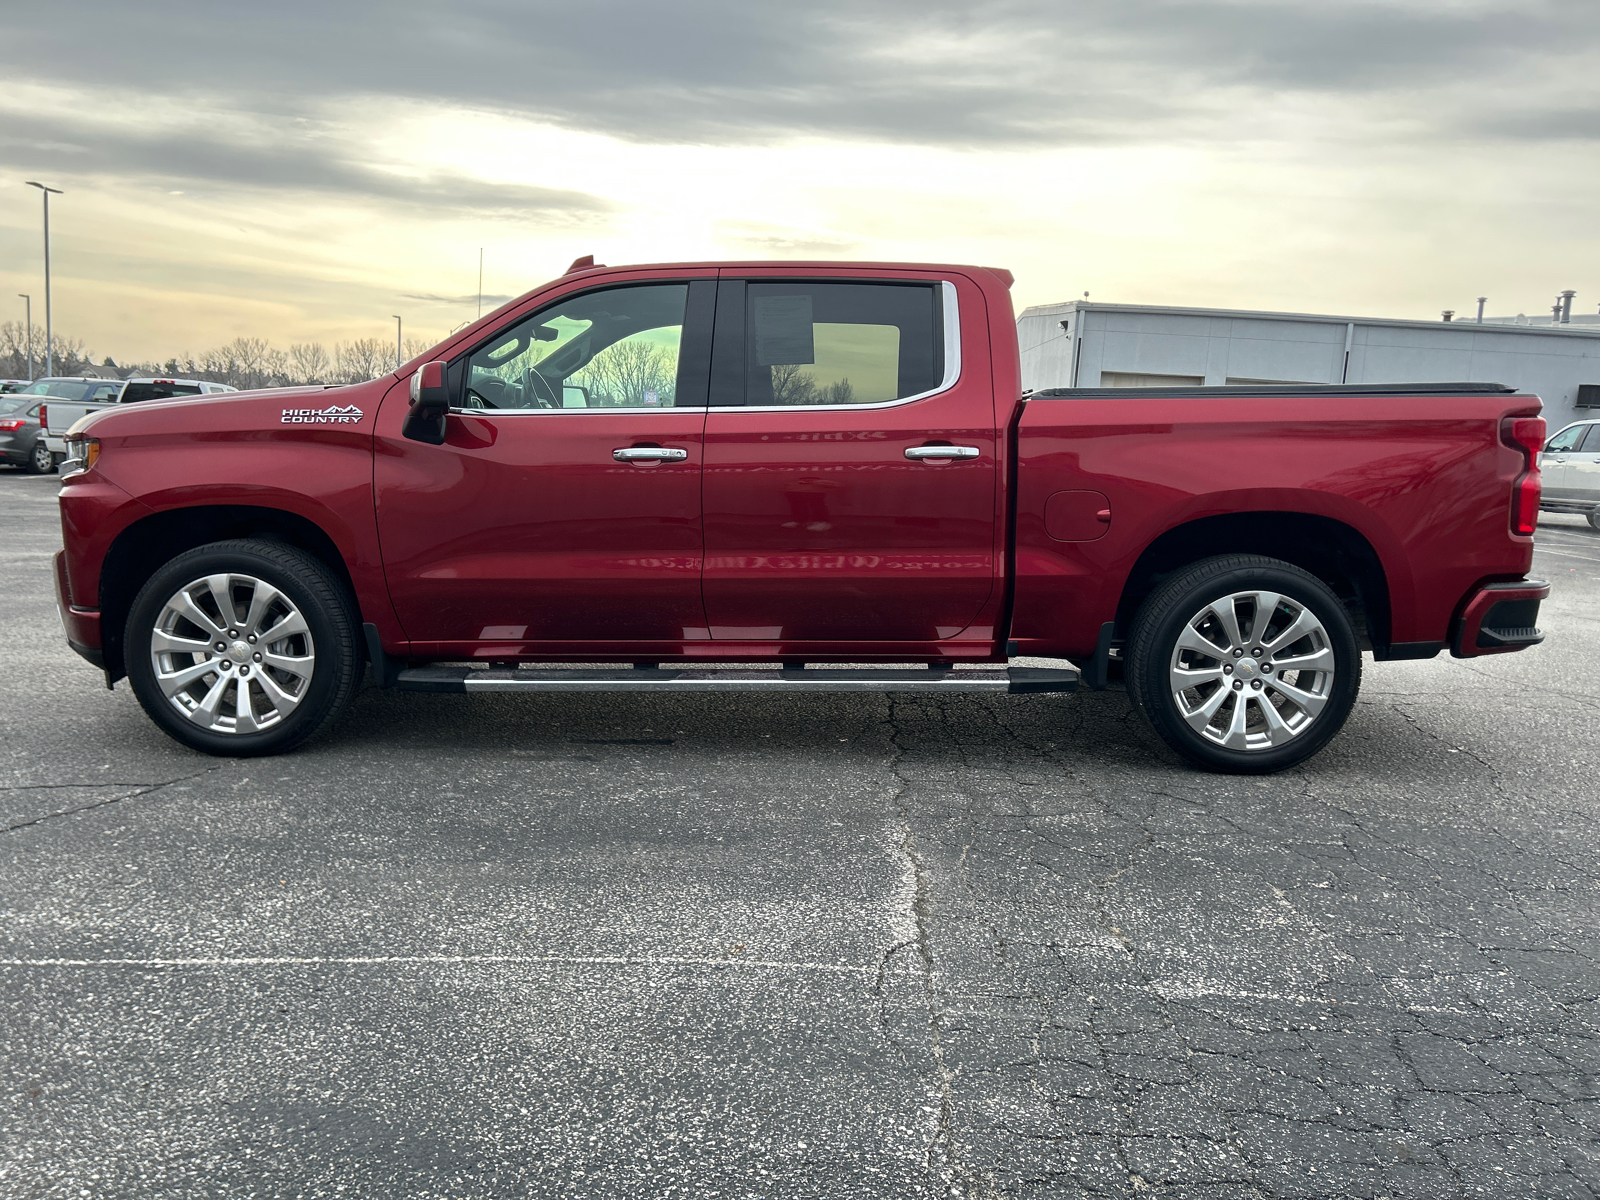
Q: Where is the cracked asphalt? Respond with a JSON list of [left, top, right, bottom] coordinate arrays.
[[3, 468, 1599, 1199]]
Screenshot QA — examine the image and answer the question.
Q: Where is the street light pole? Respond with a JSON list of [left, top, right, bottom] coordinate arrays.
[[393, 315, 402, 371], [17, 295, 31, 380], [25, 182, 63, 377]]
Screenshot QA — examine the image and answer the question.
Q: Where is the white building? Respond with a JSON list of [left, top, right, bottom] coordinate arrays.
[[1017, 301, 1600, 430]]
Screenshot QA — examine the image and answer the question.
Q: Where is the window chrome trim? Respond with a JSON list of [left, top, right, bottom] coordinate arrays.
[[448, 406, 709, 415], [449, 280, 962, 417], [717, 280, 962, 414]]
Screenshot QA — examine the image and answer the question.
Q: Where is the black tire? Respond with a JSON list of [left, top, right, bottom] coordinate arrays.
[[1125, 554, 1361, 774], [1588, 511, 1600, 532], [125, 539, 361, 757], [23, 439, 53, 475]]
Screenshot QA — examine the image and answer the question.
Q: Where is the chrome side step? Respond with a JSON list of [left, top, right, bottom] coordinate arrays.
[[395, 665, 1078, 695]]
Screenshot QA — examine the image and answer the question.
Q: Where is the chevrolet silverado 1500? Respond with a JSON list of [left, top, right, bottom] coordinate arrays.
[[54, 259, 1549, 772]]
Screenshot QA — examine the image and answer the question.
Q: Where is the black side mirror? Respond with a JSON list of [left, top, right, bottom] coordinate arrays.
[[402, 360, 449, 444]]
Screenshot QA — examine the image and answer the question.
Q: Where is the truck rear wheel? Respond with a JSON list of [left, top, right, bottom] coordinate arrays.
[[1125, 554, 1360, 774], [124, 540, 361, 757]]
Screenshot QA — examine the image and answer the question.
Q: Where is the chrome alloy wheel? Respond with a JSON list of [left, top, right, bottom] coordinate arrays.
[[1168, 589, 1336, 752], [149, 573, 315, 735]]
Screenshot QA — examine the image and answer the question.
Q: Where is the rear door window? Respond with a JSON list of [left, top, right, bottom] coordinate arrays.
[[712, 281, 943, 407]]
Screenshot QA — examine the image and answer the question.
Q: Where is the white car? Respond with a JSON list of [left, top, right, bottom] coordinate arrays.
[[35, 376, 236, 457], [1540, 419, 1600, 529]]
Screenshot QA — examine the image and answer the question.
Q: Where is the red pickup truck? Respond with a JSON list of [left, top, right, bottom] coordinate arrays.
[[54, 259, 1549, 773]]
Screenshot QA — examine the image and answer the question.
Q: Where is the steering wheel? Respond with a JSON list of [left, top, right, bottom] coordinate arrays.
[[524, 367, 561, 409]]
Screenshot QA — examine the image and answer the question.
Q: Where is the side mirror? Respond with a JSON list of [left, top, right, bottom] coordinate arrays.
[[403, 360, 449, 444]]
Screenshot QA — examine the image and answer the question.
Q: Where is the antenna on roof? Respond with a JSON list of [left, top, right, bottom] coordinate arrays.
[[566, 255, 603, 274]]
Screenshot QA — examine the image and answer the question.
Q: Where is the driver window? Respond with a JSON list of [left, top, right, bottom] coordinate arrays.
[[462, 283, 687, 410]]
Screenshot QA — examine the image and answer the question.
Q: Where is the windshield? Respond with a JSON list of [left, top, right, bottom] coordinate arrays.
[[17, 379, 97, 400]]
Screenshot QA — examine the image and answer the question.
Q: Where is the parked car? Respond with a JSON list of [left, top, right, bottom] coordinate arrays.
[[0, 380, 31, 395], [54, 258, 1549, 772], [1540, 419, 1600, 529], [0, 396, 55, 473], [12, 378, 125, 465], [38, 377, 235, 458]]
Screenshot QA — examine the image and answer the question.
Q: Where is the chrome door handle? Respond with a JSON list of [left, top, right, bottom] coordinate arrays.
[[613, 447, 689, 462], [905, 445, 981, 460]]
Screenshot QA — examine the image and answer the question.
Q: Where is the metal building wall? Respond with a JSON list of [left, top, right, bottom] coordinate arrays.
[[1017, 302, 1600, 431]]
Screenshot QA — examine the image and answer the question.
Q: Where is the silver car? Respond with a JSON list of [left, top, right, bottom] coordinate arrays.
[[1541, 419, 1600, 530]]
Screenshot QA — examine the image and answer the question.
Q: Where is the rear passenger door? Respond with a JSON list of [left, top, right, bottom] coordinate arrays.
[[700, 272, 1000, 647]]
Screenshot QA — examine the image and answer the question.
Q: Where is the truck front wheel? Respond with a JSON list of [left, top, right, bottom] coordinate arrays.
[[124, 540, 361, 757], [1125, 554, 1361, 774]]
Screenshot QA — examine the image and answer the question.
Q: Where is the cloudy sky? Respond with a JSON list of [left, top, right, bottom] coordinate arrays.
[[2, 0, 1598, 362]]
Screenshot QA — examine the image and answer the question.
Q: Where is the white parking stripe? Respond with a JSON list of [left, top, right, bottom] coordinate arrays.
[[0, 953, 876, 975]]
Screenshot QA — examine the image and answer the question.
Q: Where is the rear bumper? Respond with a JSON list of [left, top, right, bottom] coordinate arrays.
[[42, 435, 65, 454], [53, 550, 103, 667], [1451, 578, 1549, 658]]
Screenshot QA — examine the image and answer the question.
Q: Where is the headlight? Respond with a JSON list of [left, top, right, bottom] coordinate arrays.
[[62, 433, 100, 475]]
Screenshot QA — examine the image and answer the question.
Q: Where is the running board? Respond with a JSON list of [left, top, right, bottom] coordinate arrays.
[[395, 665, 1079, 695]]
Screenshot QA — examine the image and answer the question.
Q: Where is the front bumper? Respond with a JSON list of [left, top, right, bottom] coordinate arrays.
[[1451, 579, 1549, 658], [53, 550, 103, 667]]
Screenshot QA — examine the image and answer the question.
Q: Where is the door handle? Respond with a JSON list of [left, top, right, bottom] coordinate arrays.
[[905, 445, 981, 460], [613, 447, 689, 462]]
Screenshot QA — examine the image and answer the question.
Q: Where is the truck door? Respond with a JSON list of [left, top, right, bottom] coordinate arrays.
[[701, 274, 1000, 645], [374, 278, 714, 655]]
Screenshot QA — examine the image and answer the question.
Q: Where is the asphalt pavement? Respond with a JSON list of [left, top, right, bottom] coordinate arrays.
[[2, 468, 1598, 1199]]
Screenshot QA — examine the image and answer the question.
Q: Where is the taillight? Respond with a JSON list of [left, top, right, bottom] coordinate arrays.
[[38, 404, 46, 428], [0, 419, 23, 432], [1501, 415, 1545, 536]]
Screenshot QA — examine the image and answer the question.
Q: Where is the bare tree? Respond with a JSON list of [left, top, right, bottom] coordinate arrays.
[[289, 342, 332, 385], [765, 366, 853, 405], [335, 337, 396, 384], [0, 325, 438, 390], [574, 339, 676, 407], [0, 321, 40, 379]]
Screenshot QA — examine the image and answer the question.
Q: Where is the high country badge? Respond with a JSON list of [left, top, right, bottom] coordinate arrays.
[[281, 404, 364, 425]]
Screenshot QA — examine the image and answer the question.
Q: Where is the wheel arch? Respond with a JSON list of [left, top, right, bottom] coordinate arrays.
[[1114, 511, 1392, 654], [99, 505, 361, 684]]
